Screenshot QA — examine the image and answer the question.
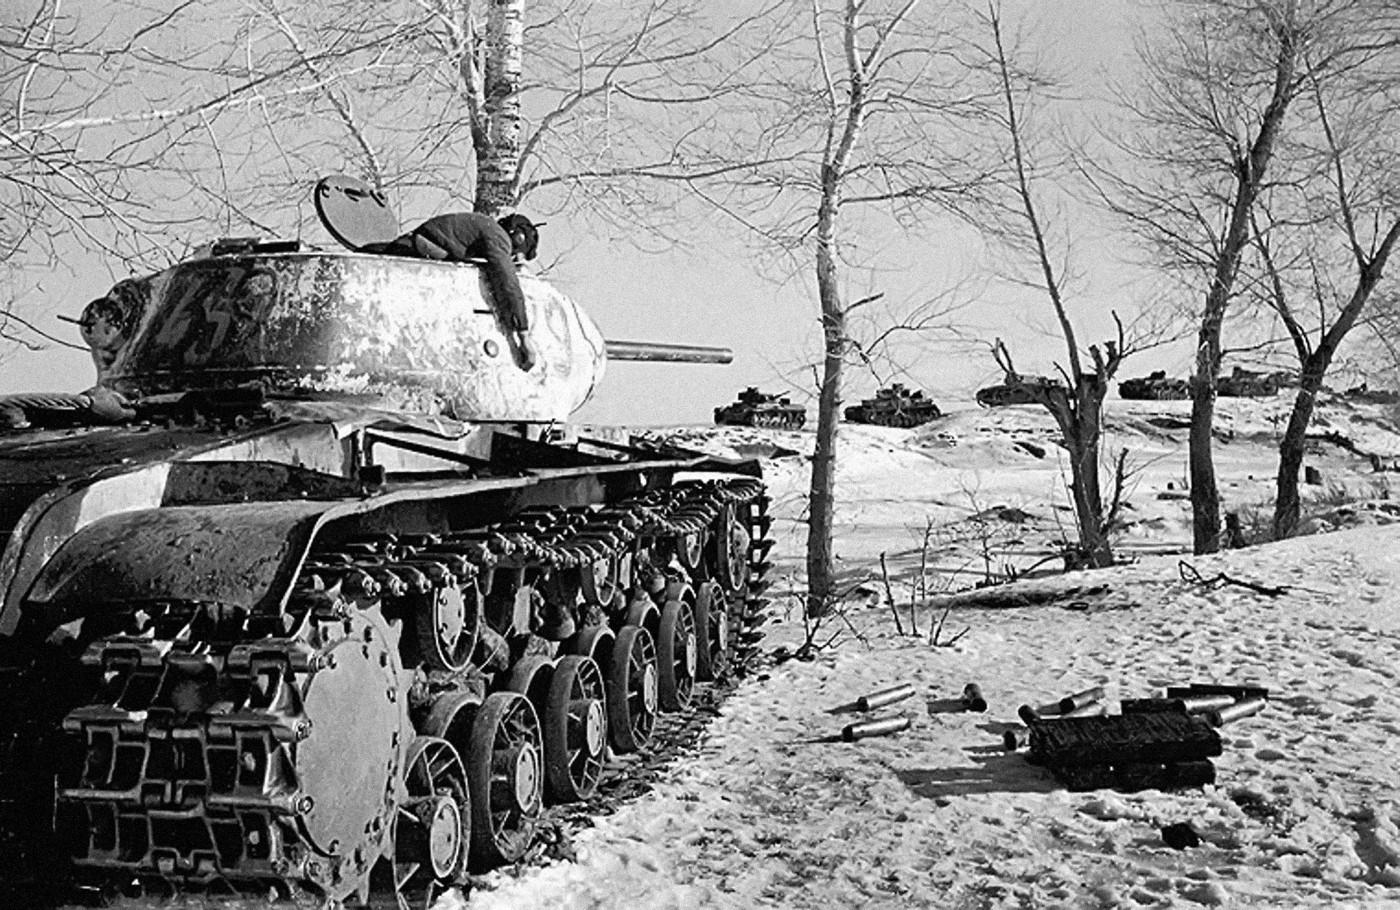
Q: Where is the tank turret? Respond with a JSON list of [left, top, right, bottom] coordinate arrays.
[[82, 243, 731, 424]]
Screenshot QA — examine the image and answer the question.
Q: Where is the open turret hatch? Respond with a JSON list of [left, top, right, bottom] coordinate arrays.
[[314, 174, 399, 251]]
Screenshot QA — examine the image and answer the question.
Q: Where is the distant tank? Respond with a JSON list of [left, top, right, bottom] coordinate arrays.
[[714, 388, 806, 430], [1343, 383, 1400, 404], [1119, 371, 1190, 400], [844, 384, 942, 428], [0, 177, 774, 906], [1217, 366, 1280, 397], [975, 374, 1062, 408]]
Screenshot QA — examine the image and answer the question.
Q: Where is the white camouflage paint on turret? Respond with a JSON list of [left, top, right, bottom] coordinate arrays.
[[93, 251, 606, 422]]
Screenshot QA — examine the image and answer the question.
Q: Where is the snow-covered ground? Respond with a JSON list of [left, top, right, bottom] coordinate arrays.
[[460, 392, 1400, 909]]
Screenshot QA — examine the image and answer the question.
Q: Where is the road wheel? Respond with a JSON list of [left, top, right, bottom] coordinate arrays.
[[711, 505, 751, 593], [388, 736, 470, 904], [656, 599, 696, 711], [579, 555, 617, 609], [693, 581, 729, 682], [605, 624, 658, 753], [542, 655, 607, 803], [465, 693, 541, 870]]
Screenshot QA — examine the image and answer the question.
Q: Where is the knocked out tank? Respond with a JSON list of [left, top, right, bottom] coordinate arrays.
[[975, 374, 1063, 408], [1119, 371, 1190, 401], [844, 384, 942, 428], [714, 388, 806, 430], [0, 187, 773, 906], [1217, 366, 1280, 398]]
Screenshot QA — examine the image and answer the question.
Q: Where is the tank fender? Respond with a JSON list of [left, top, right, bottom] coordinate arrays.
[[12, 474, 540, 632], [21, 500, 331, 623], [0, 464, 173, 635]]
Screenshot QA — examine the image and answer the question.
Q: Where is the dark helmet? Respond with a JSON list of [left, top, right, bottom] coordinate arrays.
[[497, 214, 541, 260]]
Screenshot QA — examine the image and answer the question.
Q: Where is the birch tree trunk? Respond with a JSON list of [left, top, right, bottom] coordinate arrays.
[[807, 164, 845, 617], [1189, 306, 1226, 552], [475, 0, 524, 215]]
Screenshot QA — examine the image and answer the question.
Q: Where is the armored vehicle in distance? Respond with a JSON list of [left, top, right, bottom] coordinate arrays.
[[714, 388, 806, 430], [1119, 371, 1190, 401], [1217, 366, 1281, 398], [975, 374, 1063, 408], [844, 384, 942, 428]]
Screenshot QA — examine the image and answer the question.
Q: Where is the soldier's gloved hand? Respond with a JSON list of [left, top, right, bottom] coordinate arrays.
[[80, 386, 137, 423], [514, 331, 537, 372]]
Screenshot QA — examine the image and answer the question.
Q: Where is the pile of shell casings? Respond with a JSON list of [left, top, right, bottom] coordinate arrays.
[[1003, 683, 1268, 792]]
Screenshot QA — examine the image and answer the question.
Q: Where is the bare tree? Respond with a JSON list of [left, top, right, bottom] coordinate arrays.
[[972, 3, 1144, 569], [0, 0, 434, 350], [1101, 0, 1400, 552], [1250, 58, 1400, 538], [233, 0, 779, 220], [1106, 0, 1319, 554], [676, 0, 1001, 617]]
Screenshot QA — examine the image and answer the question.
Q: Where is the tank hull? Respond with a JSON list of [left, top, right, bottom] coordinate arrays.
[[0, 404, 771, 903], [714, 403, 807, 429], [714, 389, 806, 430], [975, 377, 1062, 408], [1119, 373, 1190, 401], [843, 403, 942, 427], [1217, 369, 1280, 398]]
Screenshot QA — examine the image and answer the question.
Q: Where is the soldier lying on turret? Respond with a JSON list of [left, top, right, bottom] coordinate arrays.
[[363, 212, 541, 372]]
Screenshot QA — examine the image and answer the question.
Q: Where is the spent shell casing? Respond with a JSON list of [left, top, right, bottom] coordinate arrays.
[[1059, 699, 1106, 718], [855, 683, 917, 712], [1205, 696, 1266, 727], [841, 715, 911, 742], [1017, 704, 1041, 726], [962, 683, 988, 713], [1059, 686, 1106, 714], [1002, 726, 1029, 751], [1176, 694, 1237, 714], [1167, 683, 1270, 702]]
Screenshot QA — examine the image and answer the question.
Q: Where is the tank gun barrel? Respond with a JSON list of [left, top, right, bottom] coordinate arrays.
[[604, 340, 733, 364]]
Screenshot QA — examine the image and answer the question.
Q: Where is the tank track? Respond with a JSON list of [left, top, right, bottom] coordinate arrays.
[[4, 477, 772, 907], [844, 405, 943, 429], [715, 410, 806, 430]]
